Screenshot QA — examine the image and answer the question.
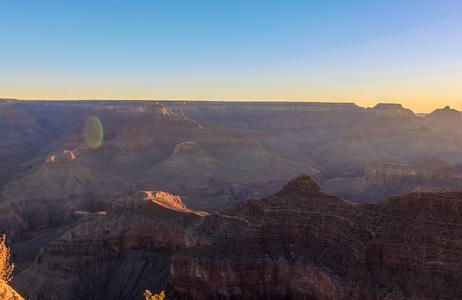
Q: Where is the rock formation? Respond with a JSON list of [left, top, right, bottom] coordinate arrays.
[[323, 157, 462, 203], [12, 191, 208, 300], [11, 175, 462, 300], [0, 282, 24, 300], [0, 100, 323, 243], [423, 106, 462, 135], [3, 150, 125, 201], [368, 103, 415, 117], [168, 176, 462, 299], [2, 100, 462, 299]]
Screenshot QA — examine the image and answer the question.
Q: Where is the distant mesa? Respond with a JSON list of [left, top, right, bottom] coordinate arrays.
[[426, 105, 462, 120], [369, 103, 415, 116], [415, 156, 455, 171]]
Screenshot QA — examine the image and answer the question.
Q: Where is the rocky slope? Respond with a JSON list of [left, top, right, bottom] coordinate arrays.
[[323, 157, 462, 203], [12, 191, 208, 300], [12, 176, 462, 300], [168, 176, 462, 300]]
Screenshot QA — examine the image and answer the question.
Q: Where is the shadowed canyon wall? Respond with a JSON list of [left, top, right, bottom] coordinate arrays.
[[10, 176, 462, 300]]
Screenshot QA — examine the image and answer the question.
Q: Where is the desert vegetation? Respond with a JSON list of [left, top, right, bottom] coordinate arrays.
[[0, 234, 14, 283], [143, 290, 165, 300]]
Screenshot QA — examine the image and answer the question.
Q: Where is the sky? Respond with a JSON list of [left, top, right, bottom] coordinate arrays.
[[1, 1, 462, 113]]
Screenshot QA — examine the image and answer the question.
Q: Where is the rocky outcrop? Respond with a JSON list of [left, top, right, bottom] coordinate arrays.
[[323, 157, 462, 203], [12, 176, 462, 300], [12, 191, 207, 300], [0, 282, 24, 300], [167, 175, 462, 299], [3, 150, 126, 201], [0, 191, 127, 243]]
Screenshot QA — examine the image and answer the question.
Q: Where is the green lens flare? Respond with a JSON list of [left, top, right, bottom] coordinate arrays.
[[84, 116, 103, 148]]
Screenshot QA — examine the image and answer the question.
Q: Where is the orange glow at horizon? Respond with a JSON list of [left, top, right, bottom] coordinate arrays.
[[1, 81, 460, 114]]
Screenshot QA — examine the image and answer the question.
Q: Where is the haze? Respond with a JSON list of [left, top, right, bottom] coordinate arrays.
[[1, 1, 462, 113]]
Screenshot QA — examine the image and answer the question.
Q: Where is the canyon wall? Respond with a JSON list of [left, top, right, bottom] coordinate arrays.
[[11, 176, 462, 299], [323, 157, 462, 203]]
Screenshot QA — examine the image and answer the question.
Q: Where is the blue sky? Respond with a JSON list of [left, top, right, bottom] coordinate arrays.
[[1, 1, 462, 112]]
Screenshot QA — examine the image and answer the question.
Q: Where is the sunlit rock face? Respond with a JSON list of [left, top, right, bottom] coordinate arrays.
[[13, 176, 462, 300], [0, 281, 24, 300]]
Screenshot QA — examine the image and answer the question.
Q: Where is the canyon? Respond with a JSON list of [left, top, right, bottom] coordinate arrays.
[[10, 176, 462, 299], [1, 99, 462, 298]]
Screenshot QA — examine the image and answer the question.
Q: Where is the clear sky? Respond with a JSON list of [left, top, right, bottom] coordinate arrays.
[[1, 0, 462, 113]]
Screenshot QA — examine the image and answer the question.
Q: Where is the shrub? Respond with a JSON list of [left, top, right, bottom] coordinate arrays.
[[143, 290, 165, 300], [0, 234, 14, 283]]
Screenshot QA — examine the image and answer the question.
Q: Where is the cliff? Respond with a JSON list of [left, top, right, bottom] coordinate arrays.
[[12, 191, 207, 300], [168, 175, 462, 299], [12, 175, 462, 300], [323, 157, 462, 203]]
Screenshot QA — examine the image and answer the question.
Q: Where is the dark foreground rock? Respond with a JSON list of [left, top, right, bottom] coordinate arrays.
[[12, 176, 462, 299]]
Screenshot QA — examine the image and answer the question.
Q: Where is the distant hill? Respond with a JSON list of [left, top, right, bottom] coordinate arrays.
[[323, 157, 462, 203]]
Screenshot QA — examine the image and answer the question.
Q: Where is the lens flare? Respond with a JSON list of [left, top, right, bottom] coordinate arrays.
[[84, 116, 103, 148]]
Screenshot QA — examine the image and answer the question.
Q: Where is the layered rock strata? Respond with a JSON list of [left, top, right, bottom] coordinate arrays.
[[168, 176, 462, 299], [323, 157, 462, 203], [12, 176, 462, 300], [12, 191, 208, 300]]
